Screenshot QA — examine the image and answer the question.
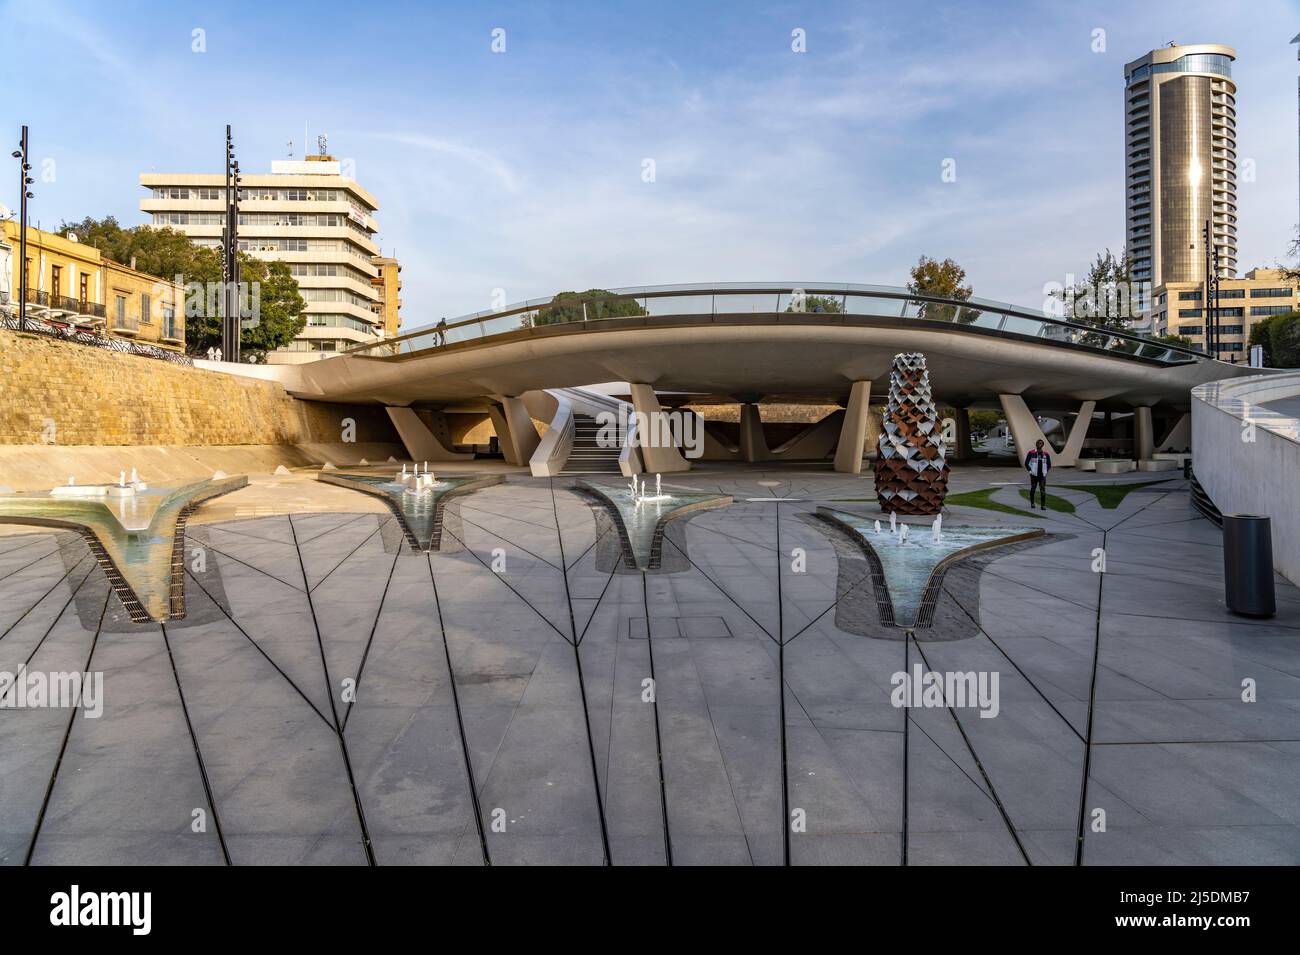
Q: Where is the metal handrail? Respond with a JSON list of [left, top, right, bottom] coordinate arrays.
[[340, 283, 1207, 365]]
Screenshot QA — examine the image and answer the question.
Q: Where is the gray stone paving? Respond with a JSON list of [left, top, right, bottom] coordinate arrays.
[[1, 465, 1297, 865]]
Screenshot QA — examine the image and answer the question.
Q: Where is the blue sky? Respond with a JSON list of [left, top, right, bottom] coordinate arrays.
[[1, 0, 1296, 326]]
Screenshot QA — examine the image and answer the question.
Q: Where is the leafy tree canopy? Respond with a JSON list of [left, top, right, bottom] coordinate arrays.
[[533, 289, 648, 326], [1055, 248, 1139, 331], [908, 256, 979, 323], [784, 294, 843, 313], [1248, 311, 1300, 368], [59, 216, 305, 358]]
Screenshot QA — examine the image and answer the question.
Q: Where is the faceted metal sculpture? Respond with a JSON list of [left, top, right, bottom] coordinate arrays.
[[873, 352, 950, 515]]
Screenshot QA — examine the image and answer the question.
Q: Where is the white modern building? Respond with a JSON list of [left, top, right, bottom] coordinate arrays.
[[140, 155, 386, 363], [1123, 43, 1238, 288]]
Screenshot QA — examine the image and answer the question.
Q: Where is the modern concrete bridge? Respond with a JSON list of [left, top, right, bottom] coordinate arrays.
[[213, 284, 1265, 476]]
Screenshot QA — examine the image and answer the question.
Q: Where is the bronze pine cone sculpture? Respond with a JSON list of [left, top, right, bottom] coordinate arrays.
[[873, 352, 949, 515]]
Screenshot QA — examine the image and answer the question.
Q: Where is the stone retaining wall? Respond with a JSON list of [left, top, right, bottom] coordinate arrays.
[[0, 329, 395, 447]]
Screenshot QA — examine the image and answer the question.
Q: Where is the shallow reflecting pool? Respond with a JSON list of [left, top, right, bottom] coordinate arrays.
[[0, 476, 247, 622], [578, 479, 732, 569], [318, 470, 503, 550], [817, 507, 1041, 627]]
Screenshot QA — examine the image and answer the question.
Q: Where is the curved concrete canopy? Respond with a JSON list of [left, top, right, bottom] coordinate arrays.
[[285, 312, 1260, 413]]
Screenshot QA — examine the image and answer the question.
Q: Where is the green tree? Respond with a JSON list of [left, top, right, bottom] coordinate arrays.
[[1248, 311, 1300, 368], [1056, 248, 1139, 332], [907, 256, 979, 323], [533, 289, 647, 325], [60, 215, 306, 357], [784, 294, 843, 313], [237, 258, 306, 360]]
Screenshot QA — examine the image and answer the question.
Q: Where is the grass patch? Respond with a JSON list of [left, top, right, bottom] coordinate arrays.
[[944, 487, 1043, 519], [1017, 489, 1075, 513], [1056, 480, 1169, 509]]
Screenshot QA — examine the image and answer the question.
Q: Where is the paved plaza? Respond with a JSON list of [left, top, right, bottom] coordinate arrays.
[[1, 463, 1297, 866]]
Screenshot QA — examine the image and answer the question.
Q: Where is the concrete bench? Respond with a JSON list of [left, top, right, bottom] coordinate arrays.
[[1095, 459, 1136, 474], [1138, 459, 1180, 471]]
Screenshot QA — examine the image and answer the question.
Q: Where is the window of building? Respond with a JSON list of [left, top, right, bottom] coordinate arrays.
[[1217, 288, 1245, 299], [1251, 287, 1293, 298], [1177, 325, 1202, 336], [1178, 290, 1202, 301], [115, 295, 126, 323], [1179, 308, 1202, 317], [1251, 305, 1293, 316], [140, 292, 151, 323]]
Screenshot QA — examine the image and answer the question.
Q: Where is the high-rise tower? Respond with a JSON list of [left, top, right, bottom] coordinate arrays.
[[1123, 43, 1238, 287]]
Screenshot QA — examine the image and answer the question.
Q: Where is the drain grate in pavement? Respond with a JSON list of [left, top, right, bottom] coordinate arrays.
[[629, 615, 733, 639]]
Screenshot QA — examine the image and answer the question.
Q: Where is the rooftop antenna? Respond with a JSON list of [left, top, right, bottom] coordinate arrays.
[[287, 139, 294, 158], [317, 133, 328, 156]]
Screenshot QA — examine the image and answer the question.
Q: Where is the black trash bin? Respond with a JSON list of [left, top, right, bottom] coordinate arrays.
[[1222, 514, 1276, 617]]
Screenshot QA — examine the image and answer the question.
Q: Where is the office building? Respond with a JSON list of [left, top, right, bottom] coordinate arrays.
[[141, 153, 390, 363]]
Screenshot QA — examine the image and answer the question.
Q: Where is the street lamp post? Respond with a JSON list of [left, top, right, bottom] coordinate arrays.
[[221, 125, 241, 363], [1202, 219, 1219, 358], [11, 126, 34, 333]]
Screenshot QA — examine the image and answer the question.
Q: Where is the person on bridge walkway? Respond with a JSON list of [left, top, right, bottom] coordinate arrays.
[[1025, 439, 1051, 510]]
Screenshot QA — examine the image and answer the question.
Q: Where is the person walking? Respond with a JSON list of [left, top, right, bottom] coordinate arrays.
[[435, 317, 448, 347], [1024, 439, 1051, 510]]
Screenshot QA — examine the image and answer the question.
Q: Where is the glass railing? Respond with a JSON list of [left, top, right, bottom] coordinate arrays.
[[339, 283, 1207, 366]]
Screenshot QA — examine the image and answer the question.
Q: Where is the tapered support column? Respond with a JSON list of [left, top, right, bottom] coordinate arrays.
[[629, 383, 691, 473], [998, 394, 1096, 467], [1134, 406, 1154, 462], [834, 380, 872, 474], [738, 403, 769, 463], [1156, 412, 1191, 452], [489, 396, 541, 466], [954, 405, 973, 461], [385, 407, 473, 462]]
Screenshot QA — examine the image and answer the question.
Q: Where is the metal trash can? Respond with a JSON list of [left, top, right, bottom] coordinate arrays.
[[1222, 514, 1276, 617]]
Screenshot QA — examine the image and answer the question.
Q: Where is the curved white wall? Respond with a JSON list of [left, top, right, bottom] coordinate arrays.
[[1192, 371, 1300, 585]]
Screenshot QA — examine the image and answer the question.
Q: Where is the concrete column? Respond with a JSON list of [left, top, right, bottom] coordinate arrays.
[[998, 395, 1095, 468], [1156, 411, 1191, 452], [738, 403, 768, 463], [489, 396, 541, 467], [954, 405, 972, 461], [1133, 406, 1155, 462], [385, 407, 473, 462], [834, 380, 872, 474], [628, 383, 691, 473]]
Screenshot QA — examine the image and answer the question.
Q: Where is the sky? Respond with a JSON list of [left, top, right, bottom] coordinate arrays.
[[1, 0, 1297, 329]]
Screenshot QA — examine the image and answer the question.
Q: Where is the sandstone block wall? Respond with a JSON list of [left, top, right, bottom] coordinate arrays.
[[0, 330, 396, 447]]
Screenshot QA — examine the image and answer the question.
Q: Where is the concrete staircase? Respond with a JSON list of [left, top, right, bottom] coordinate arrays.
[[560, 413, 622, 474]]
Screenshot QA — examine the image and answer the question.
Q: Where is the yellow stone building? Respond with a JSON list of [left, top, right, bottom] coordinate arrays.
[[1153, 267, 1299, 362], [0, 220, 185, 351], [370, 256, 402, 340]]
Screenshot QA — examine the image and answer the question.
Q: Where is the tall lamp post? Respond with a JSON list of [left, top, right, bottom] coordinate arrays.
[[1203, 219, 1220, 358], [221, 125, 242, 363], [11, 126, 34, 332]]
